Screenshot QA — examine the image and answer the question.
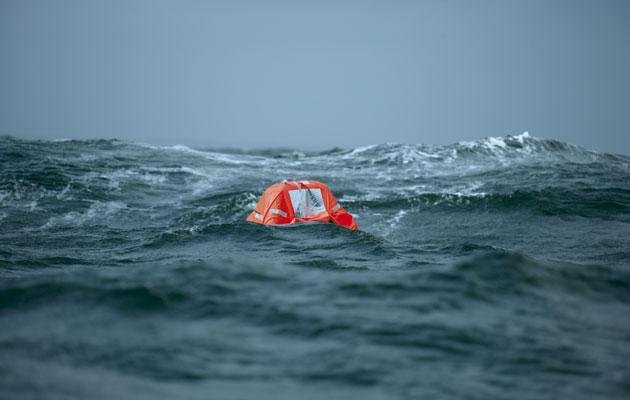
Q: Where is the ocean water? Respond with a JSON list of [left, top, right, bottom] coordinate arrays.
[[1, 133, 629, 399]]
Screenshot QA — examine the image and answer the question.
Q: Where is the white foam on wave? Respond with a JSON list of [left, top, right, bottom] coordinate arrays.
[[243, 192, 258, 211], [56, 184, 71, 200], [79, 164, 223, 198], [458, 131, 530, 149], [169, 144, 236, 162], [27, 200, 40, 211], [0, 190, 9, 205], [338, 189, 386, 203], [397, 181, 489, 203], [42, 201, 127, 228], [375, 209, 409, 237], [448, 131, 541, 168], [446, 181, 487, 197], [169, 224, 203, 235], [83, 168, 169, 190], [190, 180, 214, 196], [135, 142, 266, 165], [0, 182, 75, 210], [487, 131, 530, 149], [79, 153, 98, 162], [394, 146, 426, 165], [484, 136, 508, 149], [139, 165, 217, 180], [389, 209, 407, 227], [341, 180, 488, 206], [342, 143, 480, 174], [515, 131, 530, 141], [180, 166, 212, 177], [343, 144, 379, 159]]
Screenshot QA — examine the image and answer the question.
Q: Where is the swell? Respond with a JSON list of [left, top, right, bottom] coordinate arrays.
[[351, 187, 630, 219], [2, 134, 630, 400], [3, 134, 628, 170], [2, 252, 628, 318], [339, 133, 628, 167], [334, 252, 630, 304], [0, 282, 190, 313]]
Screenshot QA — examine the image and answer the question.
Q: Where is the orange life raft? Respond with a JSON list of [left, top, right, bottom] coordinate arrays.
[[246, 180, 358, 230]]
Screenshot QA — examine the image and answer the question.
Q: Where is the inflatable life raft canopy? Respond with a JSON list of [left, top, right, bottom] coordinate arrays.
[[246, 180, 358, 230]]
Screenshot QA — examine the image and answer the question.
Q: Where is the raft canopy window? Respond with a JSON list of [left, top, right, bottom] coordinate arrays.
[[289, 188, 326, 218]]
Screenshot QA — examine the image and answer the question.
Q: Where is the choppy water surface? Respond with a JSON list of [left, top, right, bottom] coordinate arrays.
[[1, 133, 630, 399]]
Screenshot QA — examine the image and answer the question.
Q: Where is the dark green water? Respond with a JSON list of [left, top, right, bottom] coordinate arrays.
[[1, 134, 629, 399]]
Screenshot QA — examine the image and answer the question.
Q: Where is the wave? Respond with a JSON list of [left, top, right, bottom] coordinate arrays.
[[2, 252, 628, 329], [339, 133, 626, 169], [4, 133, 627, 164], [334, 250, 630, 305], [2, 133, 628, 231], [2, 133, 630, 400], [345, 186, 630, 218], [42, 200, 128, 228]]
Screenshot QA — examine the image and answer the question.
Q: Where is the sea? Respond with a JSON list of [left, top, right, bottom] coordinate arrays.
[[1, 133, 629, 399]]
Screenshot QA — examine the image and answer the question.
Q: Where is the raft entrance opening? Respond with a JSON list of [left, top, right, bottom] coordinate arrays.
[[288, 188, 325, 218]]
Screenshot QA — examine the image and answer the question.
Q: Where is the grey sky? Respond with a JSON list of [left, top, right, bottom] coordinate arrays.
[[1, 0, 629, 153]]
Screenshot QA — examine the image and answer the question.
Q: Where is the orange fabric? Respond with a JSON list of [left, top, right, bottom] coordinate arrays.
[[246, 180, 358, 230]]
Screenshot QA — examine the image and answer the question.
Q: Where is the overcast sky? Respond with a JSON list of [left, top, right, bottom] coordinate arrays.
[[1, 0, 629, 153]]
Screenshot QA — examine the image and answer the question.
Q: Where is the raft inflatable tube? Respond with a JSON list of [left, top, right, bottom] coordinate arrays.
[[246, 180, 358, 230]]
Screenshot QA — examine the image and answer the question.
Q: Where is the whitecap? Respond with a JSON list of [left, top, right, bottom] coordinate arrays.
[[56, 184, 72, 200], [190, 180, 214, 196], [390, 209, 407, 227], [79, 153, 98, 162], [483, 136, 508, 149], [342, 144, 379, 159], [42, 201, 127, 228], [136, 142, 265, 165], [514, 131, 530, 142]]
